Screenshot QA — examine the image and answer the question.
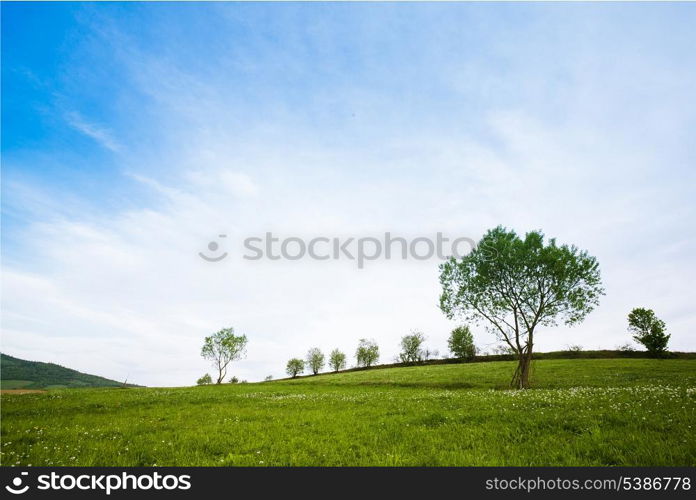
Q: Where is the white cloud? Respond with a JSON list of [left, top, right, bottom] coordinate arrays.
[[3, 5, 695, 386], [64, 111, 122, 152], [4, 107, 695, 386]]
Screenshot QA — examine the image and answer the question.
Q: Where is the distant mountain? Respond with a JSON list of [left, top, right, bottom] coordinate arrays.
[[0, 353, 139, 390]]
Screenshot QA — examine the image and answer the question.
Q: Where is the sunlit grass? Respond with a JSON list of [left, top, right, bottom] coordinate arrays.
[[1, 359, 694, 466]]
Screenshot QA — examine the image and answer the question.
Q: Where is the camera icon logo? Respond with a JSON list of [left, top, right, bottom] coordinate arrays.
[[5, 472, 29, 494], [199, 234, 228, 262]]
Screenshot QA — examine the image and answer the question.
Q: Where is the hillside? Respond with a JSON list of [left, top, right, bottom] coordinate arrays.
[[279, 349, 696, 384], [2, 358, 694, 466], [277, 357, 696, 389], [0, 353, 137, 390]]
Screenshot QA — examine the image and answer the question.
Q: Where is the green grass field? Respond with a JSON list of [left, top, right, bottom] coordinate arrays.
[[1, 358, 695, 466]]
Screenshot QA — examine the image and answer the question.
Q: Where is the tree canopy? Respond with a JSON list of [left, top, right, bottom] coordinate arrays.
[[439, 226, 604, 388], [328, 349, 347, 372], [356, 339, 379, 368], [306, 348, 325, 375], [399, 331, 426, 363], [628, 308, 669, 356], [448, 326, 477, 360], [201, 327, 248, 384], [286, 358, 305, 378]]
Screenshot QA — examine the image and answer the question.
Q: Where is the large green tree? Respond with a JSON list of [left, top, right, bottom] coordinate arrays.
[[201, 327, 248, 384], [439, 226, 604, 389]]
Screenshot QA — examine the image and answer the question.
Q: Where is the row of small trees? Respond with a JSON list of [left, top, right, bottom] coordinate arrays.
[[397, 327, 477, 363], [195, 228, 672, 388], [195, 305, 669, 384], [283, 330, 478, 379], [194, 325, 474, 383], [282, 306, 669, 380], [285, 339, 379, 378], [197, 373, 247, 385]]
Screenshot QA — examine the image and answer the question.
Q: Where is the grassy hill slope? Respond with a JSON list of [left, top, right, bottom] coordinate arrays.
[[0, 353, 136, 390], [279, 357, 696, 389], [1, 358, 694, 466]]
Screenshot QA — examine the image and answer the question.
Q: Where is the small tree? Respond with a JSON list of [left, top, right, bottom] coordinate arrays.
[[229, 376, 239, 384], [196, 373, 212, 385], [328, 349, 347, 372], [286, 358, 305, 378], [306, 348, 325, 375], [201, 327, 248, 384], [628, 308, 669, 357], [440, 226, 604, 389], [356, 338, 380, 368], [399, 331, 426, 363], [448, 326, 477, 360], [264, 375, 273, 381]]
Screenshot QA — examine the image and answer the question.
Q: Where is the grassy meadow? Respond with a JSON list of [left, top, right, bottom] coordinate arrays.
[[1, 358, 695, 467]]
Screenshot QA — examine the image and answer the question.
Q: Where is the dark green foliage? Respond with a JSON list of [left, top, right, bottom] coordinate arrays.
[[0, 353, 137, 389], [628, 308, 670, 356], [448, 326, 477, 360]]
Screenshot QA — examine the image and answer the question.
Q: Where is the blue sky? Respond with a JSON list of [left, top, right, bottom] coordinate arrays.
[[2, 3, 696, 385]]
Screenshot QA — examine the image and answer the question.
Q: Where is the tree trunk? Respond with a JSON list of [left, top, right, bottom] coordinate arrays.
[[511, 351, 532, 389]]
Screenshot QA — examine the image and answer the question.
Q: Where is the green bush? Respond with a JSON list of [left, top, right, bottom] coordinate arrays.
[[628, 308, 670, 357], [448, 326, 477, 360]]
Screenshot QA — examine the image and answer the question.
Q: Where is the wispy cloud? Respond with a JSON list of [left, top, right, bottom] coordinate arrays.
[[64, 111, 122, 152], [2, 3, 695, 386]]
